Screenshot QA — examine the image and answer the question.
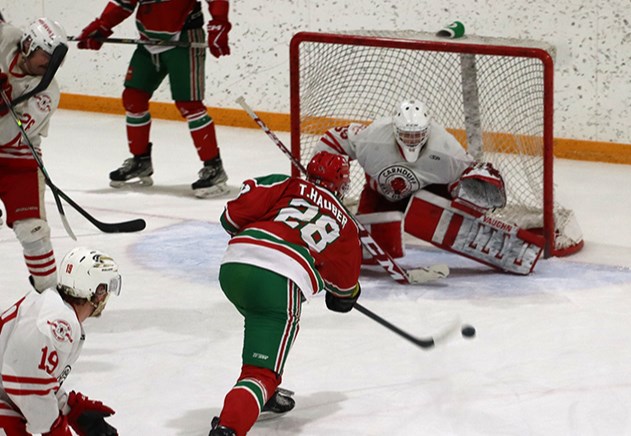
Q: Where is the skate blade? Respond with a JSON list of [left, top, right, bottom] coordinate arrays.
[[194, 182, 229, 199], [110, 176, 154, 188]]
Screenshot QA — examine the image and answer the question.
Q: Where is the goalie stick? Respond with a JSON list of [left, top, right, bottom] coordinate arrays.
[[0, 89, 146, 235], [67, 36, 207, 49], [235, 96, 449, 285]]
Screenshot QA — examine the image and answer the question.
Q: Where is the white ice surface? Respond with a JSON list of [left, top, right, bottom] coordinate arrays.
[[1, 110, 631, 435]]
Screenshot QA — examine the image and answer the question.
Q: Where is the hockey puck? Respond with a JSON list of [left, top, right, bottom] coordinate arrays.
[[461, 325, 476, 338]]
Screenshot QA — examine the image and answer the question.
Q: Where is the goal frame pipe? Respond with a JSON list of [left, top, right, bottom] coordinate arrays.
[[289, 31, 556, 257]]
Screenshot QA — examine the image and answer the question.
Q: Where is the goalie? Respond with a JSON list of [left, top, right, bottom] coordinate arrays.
[[315, 99, 543, 274]]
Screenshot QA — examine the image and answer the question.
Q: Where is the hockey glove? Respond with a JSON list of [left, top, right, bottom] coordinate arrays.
[[43, 414, 72, 436], [67, 391, 118, 436], [76, 19, 113, 50], [326, 283, 361, 313], [207, 0, 231, 58], [0, 72, 12, 116]]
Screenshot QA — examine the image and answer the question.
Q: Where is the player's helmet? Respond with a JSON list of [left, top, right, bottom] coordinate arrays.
[[58, 247, 121, 317], [393, 100, 431, 162], [21, 18, 68, 57], [307, 151, 351, 199]]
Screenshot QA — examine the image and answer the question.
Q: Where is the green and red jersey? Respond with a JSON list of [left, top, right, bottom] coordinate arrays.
[[220, 174, 362, 301]]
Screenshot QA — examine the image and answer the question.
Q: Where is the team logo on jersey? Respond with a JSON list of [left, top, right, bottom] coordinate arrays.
[[47, 319, 74, 343], [376, 165, 420, 201], [35, 94, 52, 113]]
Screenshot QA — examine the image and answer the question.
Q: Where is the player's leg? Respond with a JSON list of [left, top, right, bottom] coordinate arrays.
[[109, 47, 165, 187], [165, 28, 228, 198], [2, 168, 57, 292], [213, 263, 301, 435]]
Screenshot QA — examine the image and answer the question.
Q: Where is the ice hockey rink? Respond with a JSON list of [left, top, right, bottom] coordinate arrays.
[[1, 109, 631, 435]]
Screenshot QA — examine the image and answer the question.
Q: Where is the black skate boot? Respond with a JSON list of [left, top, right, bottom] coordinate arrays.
[[209, 417, 235, 436], [259, 388, 295, 420], [192, 154, 228, 198], [109, 144, 154, 187]]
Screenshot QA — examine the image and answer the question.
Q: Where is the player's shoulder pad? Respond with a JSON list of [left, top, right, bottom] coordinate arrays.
[[35, 289, 82, 347], [252, 173, 290, 187]]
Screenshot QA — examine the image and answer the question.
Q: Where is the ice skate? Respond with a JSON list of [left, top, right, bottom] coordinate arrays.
[[192, 155, 229, 198], [258, 388, 295, 420], [109, 145, 154, 188], [209, 417, 235, 436]]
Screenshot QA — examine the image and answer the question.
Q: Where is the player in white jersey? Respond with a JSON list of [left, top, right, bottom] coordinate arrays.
[[0, 18, 67, 292], [315, 100, 522, 272], [0, 247, 121, 435]]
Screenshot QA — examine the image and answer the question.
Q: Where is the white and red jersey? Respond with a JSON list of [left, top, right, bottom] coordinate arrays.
[[220, 174, 362, 301], [0, 22, 60, 169], [0, 289, 84, 434], [316, 117, 473, 202]]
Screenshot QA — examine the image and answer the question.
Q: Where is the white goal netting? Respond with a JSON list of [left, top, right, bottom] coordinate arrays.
[[290, 30, 583, 256]]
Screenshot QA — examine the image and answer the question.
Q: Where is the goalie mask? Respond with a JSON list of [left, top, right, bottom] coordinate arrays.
[[58, 247, 121, 317], [393, 100, 431, 162], [21, 18, 68, 58], [307, 151, 351, 199]]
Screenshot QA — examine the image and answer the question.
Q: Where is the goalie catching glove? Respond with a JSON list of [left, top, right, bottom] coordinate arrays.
[[66, 391, 118, 436], [450, 162, 507, 212], [326, 283, 361, 313]]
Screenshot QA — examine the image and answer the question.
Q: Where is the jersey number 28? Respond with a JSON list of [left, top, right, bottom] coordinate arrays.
[[275, 198, 340, 252]]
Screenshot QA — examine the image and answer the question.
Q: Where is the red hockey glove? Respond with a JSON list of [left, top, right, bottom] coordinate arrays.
[[43, 414, 72, 436], [0, 72, 13, 116], [67, 391, 118, 436], [76, 18, 113, 50], [207, 19, 231, 57], [207, 0, 231, 58]]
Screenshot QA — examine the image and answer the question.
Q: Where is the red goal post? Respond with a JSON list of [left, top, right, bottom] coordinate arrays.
[[289, 30, 583, 258]]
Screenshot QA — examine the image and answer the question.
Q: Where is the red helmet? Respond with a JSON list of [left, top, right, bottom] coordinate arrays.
[[307, 151, 351, 198]]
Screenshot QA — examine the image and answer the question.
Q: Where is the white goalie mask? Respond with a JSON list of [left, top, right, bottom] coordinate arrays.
[[393, 100, 431, 162], [21, 18, 68, 57], [58, 247, 121, 317]]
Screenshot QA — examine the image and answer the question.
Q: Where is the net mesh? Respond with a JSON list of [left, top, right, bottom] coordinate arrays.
[[292, 30, 583, 255]]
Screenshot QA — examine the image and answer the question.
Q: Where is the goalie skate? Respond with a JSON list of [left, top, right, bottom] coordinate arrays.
[[109, 149, 153, 188]]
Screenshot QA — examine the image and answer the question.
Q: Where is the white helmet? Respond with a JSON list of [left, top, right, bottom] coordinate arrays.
[[58, 247, 121, 317], [393, 100, 431, 162], [21, 18, 68, 57]]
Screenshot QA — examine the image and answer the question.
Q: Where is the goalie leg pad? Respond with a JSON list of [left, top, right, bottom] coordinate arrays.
[[404, 191, 543, 274], [13, 218, 57, 291], [357, 212, 404, 264]]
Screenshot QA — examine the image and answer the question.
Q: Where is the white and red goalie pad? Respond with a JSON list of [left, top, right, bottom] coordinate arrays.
[[404, 190, 544, 274]]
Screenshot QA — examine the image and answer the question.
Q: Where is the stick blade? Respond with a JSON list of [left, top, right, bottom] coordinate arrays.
[[96, 218, 147, 233], [407, 264, 450, 284]]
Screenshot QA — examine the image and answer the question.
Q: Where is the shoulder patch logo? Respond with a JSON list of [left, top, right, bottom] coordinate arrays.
[[47, 319, 74, 343], [35, 94, 52, 113]]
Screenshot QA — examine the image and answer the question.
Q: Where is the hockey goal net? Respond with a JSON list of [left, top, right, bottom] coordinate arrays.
[[289, 30, 583, 257]]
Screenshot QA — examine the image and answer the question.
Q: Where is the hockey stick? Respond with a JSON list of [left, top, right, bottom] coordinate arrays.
[[236, 96, 449, 285], [0, 90, 146, 235], [0, 43, 68, 112], [353, 302, 463, 349], [67, 36, 208, 49]]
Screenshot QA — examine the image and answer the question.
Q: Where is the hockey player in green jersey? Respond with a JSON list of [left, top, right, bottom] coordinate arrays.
[[76, 0, 232, 198], [210, 151, 363, 435]]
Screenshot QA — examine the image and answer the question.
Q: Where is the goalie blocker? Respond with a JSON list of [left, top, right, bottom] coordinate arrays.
[[404, 190, 544, 274]]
